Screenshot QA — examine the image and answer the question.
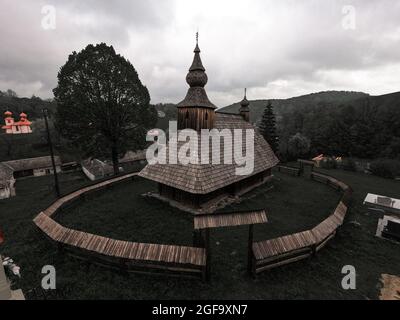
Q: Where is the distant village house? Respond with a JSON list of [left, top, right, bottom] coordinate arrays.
[[2, 111, 32, 134], [0, 156, 61, 199], [2, 156, 61, 178]]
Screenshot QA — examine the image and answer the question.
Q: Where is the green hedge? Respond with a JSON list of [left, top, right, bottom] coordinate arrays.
[[369, 159, 400, 179]]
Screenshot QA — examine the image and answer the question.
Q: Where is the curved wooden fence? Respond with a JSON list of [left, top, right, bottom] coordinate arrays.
[[33, 167, 352, 280], [33, 172, 207, 281], [251, 169, 353, 275]]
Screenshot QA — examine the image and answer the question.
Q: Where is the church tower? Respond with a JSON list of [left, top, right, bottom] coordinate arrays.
[[177, 33, 216, 130]]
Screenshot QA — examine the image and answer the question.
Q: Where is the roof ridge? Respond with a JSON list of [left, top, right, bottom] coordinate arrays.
[[215, 111, 243, 116]]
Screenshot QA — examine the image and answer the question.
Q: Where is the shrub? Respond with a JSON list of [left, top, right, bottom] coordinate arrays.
[[288, 133, 310, 160], [369, 159, 400, 179], [321, 157, 337, 169], [341, 158, 356, 171]]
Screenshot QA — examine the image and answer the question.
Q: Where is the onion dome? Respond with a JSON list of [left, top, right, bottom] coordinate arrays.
[[177, 33, 216, 109], [4, 111, 12, 117], [186, 43, 208, 87], [240, 88, 250, 110]]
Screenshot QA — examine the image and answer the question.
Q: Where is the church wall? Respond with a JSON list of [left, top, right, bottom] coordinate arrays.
[[19, 125, 32, 134], [13, 166, 61, 179], [157, 168, 273, 209], [33, 166, 61, 177], [177, 107, 215, 131]]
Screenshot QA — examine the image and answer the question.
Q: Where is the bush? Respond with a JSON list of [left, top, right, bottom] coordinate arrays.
[[369, 159, 400, 179], [321, 157, 337, 169], [341, 158, 356, 171], [288, 133, 310, 160]]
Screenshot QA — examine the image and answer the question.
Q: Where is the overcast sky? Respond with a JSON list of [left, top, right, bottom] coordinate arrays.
[[0, 0, 399, 106]]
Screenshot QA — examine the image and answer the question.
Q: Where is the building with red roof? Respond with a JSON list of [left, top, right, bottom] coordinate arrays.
[[2, 111, 32, 134]]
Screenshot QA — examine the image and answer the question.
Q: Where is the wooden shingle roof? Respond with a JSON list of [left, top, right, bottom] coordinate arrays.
[[194, 209, 268, 229], [252, 230, 316, 260], [139, 112, 279, 194], [3, 156, 61, 171]]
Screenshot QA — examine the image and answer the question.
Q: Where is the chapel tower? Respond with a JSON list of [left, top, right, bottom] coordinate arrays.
[[177, 33, 216, 130]]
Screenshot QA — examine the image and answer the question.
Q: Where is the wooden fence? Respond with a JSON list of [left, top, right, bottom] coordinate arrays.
[[276, 165, 301, 176], [33, 172, 208, 281], [34, 166, 353, 280], [250, 170, 352, 275]]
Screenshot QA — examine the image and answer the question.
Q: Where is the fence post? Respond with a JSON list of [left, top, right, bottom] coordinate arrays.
[[204, 229, 211, 282], [247, 224, 254, 275]]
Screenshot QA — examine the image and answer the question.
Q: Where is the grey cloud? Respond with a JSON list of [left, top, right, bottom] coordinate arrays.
[[0, 0, 399, 106]]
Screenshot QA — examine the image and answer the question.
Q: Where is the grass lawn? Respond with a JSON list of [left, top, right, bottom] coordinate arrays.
[[0, 168, 399, 299]]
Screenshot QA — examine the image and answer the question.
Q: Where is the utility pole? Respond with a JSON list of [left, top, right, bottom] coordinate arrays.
[[42, 108, 60, 197]]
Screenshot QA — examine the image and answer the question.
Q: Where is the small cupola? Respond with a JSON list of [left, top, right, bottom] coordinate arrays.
[[4, 111, 13, 124], [239, 88, 250, 122]]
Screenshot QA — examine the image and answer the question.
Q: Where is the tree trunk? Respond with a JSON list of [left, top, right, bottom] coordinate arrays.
[[111, 144, 119, 175]]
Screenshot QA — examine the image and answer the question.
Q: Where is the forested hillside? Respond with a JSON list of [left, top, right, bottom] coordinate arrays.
[[0, 89, 57, 119], [153, 103, 177, 130], [221, 91, 368, 122], [221, 91, 400, 160], [2, 90, 399, 162], [0, 91, 168, 162]]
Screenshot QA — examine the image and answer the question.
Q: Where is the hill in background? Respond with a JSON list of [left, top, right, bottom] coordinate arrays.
[[220, 90, 369, 124], [1, 89, 399, 162], [220, 90, 400, 160], [0, 90, 57, 119], [0, 89, 370, 124]]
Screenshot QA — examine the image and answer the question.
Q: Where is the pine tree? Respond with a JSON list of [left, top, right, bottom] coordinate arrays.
[[259, 101, 279, 154]]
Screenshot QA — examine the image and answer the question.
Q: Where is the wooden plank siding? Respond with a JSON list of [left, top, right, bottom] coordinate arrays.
[[251, 173, 351, 275], [33, 172, 207, 280], [194, 209, 268, 230], [177, 107, 215, 131]]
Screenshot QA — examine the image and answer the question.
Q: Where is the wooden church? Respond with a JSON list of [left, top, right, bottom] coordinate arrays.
[[139, 37, 279, 210]]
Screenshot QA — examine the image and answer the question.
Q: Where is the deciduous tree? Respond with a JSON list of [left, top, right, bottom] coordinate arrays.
[[54, 43, 157, 174]]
